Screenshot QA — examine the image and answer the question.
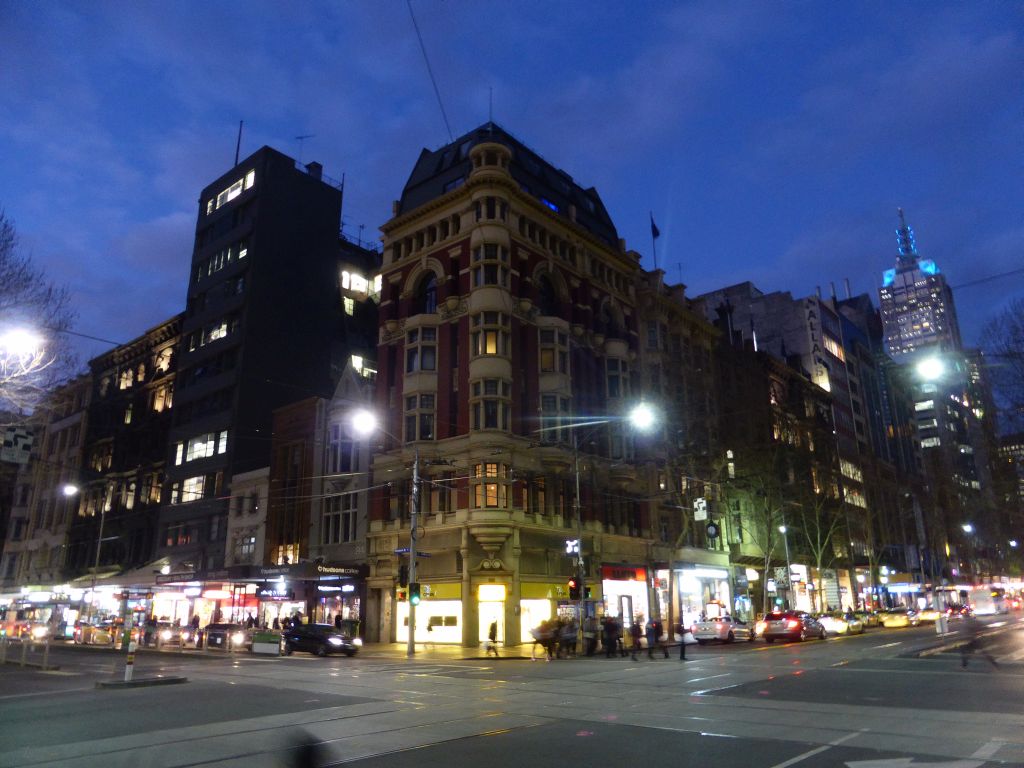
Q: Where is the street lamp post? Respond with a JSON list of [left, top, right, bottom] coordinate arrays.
[[350, 409, 420, 657], [778, 522, 792, 610], [535, 402, 657, 639]]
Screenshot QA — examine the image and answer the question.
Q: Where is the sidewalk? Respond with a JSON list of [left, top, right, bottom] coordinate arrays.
[[360, 642, 531, 661]]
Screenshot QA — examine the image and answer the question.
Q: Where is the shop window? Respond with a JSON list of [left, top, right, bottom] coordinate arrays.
[[472, 462, 509, 508], [471, 312, 509, 357], [405, 393, 436, 442], [406, 327, 437, 373], [327, 423, 355, 474]]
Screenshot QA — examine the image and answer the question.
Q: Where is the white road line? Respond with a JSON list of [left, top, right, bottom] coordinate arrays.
[[971, 739, 1004, 759], [766, 730, 861, 768], [871, 641, 902, 649], [1002, 647, 1024, 663], [686, 673, 731, 684]]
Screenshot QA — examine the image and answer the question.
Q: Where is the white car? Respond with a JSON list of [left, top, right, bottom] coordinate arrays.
[[691, 615, 755, 644]]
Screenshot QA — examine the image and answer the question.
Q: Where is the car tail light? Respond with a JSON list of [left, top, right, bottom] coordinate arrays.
[[787, 619, 800, 629]]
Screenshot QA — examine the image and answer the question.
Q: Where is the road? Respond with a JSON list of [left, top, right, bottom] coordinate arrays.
[[2, 614, 1024, 767]]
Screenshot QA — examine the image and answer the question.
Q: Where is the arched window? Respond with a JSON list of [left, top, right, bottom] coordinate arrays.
[[537, 274, 560, 316], [416, 273, 438, 314]]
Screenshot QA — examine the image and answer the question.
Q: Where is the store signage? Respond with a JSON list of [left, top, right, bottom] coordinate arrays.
[[601, 566, 646, 581], [257, 584, 295, 600]]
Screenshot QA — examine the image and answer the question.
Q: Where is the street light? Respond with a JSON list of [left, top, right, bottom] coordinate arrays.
[[961, 523, 974, 534], [535, 401, 659, 637], [778, 523, 793, 610], [349, 408, 421, 658], [0, 328, 44, 359], [915, 356, 945, 382]]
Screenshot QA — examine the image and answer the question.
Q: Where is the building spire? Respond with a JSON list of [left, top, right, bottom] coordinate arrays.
[[896, 207, 918, 264]]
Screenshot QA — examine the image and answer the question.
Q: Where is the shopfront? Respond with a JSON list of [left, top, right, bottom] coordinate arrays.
[[518, 581, 568, 643], [394, 582, 462, 644], [675, 564, 732, 630], [601, 565, 650, 625]]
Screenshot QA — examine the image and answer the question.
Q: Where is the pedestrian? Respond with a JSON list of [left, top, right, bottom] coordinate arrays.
[[583, 615, 598, 656], [649, 618, 668, 658], [246, 612, 256, 629], [486, 620, 499, 657], [334, 613, 343, 630], [273, 617, 281, 630], [676, 622, 688, 660], [630, 616, 643, 660]]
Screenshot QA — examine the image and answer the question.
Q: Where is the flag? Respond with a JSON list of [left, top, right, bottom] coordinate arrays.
[[650, 213, 660, 240]]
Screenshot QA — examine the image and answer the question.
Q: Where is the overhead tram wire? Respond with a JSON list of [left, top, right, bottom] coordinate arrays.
[[407, 0, 454, 143]]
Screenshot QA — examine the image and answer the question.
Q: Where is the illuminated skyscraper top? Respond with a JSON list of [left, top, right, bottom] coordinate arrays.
[[878, 208, 962, 359]]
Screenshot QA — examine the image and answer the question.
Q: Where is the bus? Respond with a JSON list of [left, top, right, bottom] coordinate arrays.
[[968, 586, 1008, 615]]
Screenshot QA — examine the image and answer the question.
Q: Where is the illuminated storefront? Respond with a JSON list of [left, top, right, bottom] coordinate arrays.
[[601, 565, 650, 624], [394, 582, 462, 644], [675, 565, 731, 629]]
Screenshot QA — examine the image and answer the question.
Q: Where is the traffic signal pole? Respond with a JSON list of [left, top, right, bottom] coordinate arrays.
[[407, 446, 420, 658], [574, 434, 584, 646]]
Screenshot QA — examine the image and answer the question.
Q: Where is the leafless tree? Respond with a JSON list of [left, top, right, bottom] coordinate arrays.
[[0, 210, 77, 424], [981, 298, 1024, 432]]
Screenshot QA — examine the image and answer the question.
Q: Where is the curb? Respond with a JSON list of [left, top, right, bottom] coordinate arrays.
[[96, 676, 188, 689], [0, 660, 60, 670]]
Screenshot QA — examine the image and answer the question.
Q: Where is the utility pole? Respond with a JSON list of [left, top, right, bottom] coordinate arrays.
[[407, 446, 420, 657]]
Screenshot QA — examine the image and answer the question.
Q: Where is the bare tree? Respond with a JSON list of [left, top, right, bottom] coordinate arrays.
[[0, 210, 77, 423], [793, 490, 843, 613], [981, 297, 1024, 431]]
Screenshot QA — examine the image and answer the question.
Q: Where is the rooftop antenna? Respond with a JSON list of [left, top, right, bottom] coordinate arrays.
[[489, 86, 493, 124], [234, 120, 244, 166], [295, 134, 315, 163], [358, 224, 366, 247], [407, 0, 454, 143]]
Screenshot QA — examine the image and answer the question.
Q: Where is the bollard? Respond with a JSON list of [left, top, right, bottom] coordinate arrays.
[[42, 637, 50, 670], [20, 637, 29, 667], [0, 636, 7, 664], [124, 640, 137, 682]]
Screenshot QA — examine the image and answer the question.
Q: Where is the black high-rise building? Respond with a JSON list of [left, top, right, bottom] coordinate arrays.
[[158, 147, 377, 572]]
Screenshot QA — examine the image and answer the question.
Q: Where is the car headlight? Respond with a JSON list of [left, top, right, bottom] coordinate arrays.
[[180, 631, 191, 642], [31, 626, 48, 639], [327, 636, 344, 646], [160, 629, 173, 641], [231, 632, 246, 645], [352, 637, 363, 646]]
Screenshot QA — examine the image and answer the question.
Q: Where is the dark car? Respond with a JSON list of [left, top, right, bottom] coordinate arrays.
[[762, 611, 826, 643], [282, 623, 361, 657], [204, 623, 251, 651]]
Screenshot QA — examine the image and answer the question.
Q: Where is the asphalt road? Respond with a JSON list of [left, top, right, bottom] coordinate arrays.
[[2, 614, 1023, 768]]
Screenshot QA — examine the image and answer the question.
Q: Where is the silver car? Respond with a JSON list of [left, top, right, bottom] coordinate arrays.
[[691, 615, 755, 644]]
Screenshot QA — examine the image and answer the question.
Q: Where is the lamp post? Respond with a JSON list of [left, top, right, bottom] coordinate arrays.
[[778, 522, 792, 610], [961, 523, 976, 581], [535, 402, 657, 637], [350, 409, 420, 658]]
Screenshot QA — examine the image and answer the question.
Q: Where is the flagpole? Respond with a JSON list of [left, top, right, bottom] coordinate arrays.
[[649, 212, 660, 271]]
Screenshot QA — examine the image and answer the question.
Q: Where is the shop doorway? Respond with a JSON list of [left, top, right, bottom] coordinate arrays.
[[478, 600, 504, 645], [618, 595, 634, 625]]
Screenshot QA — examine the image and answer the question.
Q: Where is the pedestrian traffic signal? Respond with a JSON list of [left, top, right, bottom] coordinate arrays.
[[399, 563, 409, 587], [409, 582, 421, 605], [568, 578, 581, 600]]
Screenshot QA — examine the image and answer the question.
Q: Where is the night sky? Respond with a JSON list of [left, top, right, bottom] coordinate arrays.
[[1, 2, 1020, 365]]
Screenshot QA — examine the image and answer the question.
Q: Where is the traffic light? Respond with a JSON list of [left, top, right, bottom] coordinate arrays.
[[409, 582, 421, 606], [568, 578, 580, 600], [399, 563, 409, 587]]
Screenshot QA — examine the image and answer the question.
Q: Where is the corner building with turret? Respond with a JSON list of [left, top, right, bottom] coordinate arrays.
[[366, 124, 722, 647]]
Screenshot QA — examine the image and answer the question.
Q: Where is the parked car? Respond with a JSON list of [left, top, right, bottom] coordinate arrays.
[[761, 611, 826, 643], [204, 623, 251, 651], [853, 610, 881, 628], [691, 615, 755, 644], [880, 608, 920, 628], [816, 611, 865, 636], [281, 623, 361, 657]]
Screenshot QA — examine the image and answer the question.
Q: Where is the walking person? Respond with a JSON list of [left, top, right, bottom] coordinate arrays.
[[630, 616, 643, 660], [486, 620, 500, 657], [676, 621, 688, 661], [603, 617, 617, 659]]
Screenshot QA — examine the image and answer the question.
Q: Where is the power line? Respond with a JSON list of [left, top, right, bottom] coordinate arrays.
[[406, 0, 454, 143]]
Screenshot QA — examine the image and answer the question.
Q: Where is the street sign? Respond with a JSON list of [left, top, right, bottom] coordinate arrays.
[[693, 497, 708, 522]]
